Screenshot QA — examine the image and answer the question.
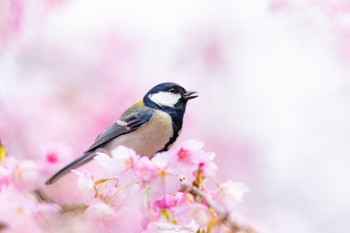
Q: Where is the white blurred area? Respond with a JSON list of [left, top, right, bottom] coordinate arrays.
[[1, 0, 350, 233]]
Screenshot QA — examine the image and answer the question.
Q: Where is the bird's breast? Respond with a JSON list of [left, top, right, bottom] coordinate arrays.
[[107, 110, 173, 158]]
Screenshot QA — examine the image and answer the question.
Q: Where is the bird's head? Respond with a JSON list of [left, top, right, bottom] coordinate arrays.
[[143, 82, 198, 111]]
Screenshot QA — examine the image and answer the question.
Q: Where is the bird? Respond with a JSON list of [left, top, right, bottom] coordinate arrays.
[[45, 82, 198, 185]]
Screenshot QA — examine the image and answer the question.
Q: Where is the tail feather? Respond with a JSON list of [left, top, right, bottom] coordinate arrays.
[[45, 151, 95, 185]]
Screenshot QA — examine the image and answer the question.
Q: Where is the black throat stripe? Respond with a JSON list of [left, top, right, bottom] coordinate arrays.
[[158, 126, 181, 153], [157, 110, 183, 153]]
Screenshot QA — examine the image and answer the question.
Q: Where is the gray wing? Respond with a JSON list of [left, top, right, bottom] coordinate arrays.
[[45, 105, 155, 185], [85, 106, 155, 153]]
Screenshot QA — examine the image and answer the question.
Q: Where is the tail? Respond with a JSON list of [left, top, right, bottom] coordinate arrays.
[[45, 151, 95, 185]]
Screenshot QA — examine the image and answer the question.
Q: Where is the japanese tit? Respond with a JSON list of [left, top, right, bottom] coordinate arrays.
[[45, 82, 198, 185]]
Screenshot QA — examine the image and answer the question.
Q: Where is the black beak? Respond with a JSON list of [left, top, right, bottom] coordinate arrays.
[[183, 91, 198, 101]]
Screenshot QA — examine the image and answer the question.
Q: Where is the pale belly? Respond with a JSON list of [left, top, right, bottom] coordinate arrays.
[[106, 110, 173, 158]]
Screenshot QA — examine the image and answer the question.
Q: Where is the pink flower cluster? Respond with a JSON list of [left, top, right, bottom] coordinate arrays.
[[72, 139, 250, 233], [0, 140, 251, 233], [0, 145, 61, 232]]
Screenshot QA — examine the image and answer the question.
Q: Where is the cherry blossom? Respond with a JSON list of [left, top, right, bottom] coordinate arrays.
[[0, 139, 254, 233]]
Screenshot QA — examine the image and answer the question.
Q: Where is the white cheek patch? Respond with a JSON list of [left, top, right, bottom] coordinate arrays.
[[149, 92, 181, 107]]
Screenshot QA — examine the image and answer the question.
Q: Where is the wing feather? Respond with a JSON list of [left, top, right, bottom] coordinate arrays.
[[85, 105, 155, 153], [45, 102, 155, 185]]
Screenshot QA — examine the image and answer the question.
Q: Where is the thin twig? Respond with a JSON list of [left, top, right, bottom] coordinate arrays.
[[60, 203, 88, 214], [35, 189, 56, 203], [0, 222, 7, 232], [181, 183, 256, 233], [34, 189, 87, 213]]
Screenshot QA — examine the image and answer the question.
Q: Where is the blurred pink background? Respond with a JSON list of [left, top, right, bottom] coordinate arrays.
[[1, 0, 350, 232]]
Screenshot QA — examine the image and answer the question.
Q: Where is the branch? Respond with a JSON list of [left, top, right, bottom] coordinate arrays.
[[0, 222, 7, 232], [181, 183, 256, 233], [34, 189, 87, 213]]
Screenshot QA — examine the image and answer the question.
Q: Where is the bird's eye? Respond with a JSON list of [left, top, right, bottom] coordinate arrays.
[[169, 88, 176, 93]]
